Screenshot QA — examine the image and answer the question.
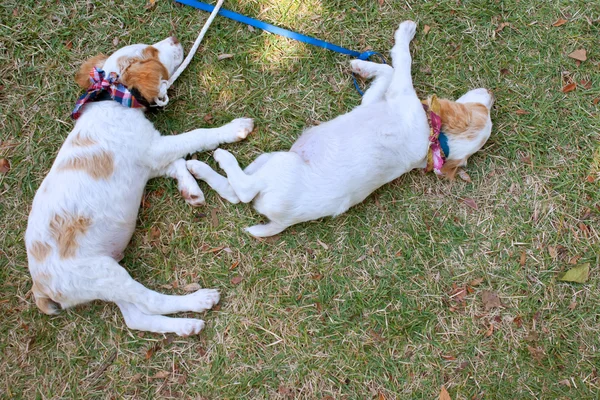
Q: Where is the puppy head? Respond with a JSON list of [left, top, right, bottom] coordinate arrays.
[[74, 36, 184, 106], [436, 88, 494, 178]]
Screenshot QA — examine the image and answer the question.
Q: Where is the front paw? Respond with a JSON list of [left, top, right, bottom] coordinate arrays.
[[350, 59, 377, 79], [395, 20, 417, 43], [222, 118, 254, 143]]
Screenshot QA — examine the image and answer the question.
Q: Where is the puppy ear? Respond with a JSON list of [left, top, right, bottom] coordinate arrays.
[[75, 54, 108, 89], [440, 158, 463, 180], [438, 99, 488, 140], [119, 46, 169, 105]]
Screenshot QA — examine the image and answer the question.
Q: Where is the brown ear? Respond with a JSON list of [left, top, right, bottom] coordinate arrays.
[[118, 46, 168, 103], [75, 54, 108, 89], [438, 99, 488, 140], [440, 158, 463, 180]]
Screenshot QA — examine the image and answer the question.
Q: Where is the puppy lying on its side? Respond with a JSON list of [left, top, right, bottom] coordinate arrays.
[[187, 21, 494, 237], [25, 36, 253, 336]]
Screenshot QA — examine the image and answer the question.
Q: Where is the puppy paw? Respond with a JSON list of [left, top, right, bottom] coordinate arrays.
[[213, 148, 236, 168], [222, 118, 254, 143], [395, 20, 417, 43], [185, 288, 220, 313], [350, 59, 378, 79], [180, 185, 206, 207], [176, 319, 206, 337]]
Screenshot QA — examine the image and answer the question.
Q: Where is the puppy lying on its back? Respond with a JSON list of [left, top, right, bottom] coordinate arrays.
[[187, 21, 494, 237], [25, 36, 253, 336]]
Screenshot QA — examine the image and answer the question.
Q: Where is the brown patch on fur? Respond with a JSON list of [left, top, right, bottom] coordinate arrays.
[[118, 46, 168, 102], [58, 150, 114, 180], [441, 158, 464, 180], [49, 212, 92, 259], [70, 132, 97, 147], [28, 241, 52, 263], [438, 99, 489, 140], [75, 54, 108, 89]]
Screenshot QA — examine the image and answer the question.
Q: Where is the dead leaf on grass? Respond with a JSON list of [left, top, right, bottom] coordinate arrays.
[[495, 22, 510, 33], [457, 168, 472, 182], [440, 385, 451, 400], [183, 283, 201, 292], [558, 379, 571, 387], [151, 371, 170, 379], [557, 263, 590, 283], [568, 49, 587, 62], [470, 277, 484, 286], [231, 275, 243, 285], [562, 83, 576, 93], [316, 239, 329, 250], [580, 80, 592, 90], [481, 290, 502, 310], [568, 301, 577, 311], [519, 251, 527, 266], [449, 284, 467, 303], [515, 109, 529, 115], [552, 18, 568, 27], [0, 159, 10, 173], [527, 345, 545, 362], [484, 323, 494, 337], [423, 25, 431, 35], [462, 197, 478, 210], [593, 98, 599, 105], [210, 208, 219, 228]]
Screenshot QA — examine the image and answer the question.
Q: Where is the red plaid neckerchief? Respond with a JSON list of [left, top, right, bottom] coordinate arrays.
[[71, 67, 145, 119], [421, 95, 446, 175]]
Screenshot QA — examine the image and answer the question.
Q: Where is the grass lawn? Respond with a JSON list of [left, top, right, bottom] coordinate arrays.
[[1, 0, 599, 398]]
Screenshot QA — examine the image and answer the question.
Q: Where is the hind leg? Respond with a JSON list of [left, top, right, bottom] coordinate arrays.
[[350, 60, 394, 105], [214, 149, 263, 203], [245, 221, 287, 238], [60, 257, 220, 316], [386, 21, 418, 99], [186, 160, 240, 204], [117, 301, 206, 336]]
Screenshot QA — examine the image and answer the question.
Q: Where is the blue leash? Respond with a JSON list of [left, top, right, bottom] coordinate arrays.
[[175, 0, 387, 95]]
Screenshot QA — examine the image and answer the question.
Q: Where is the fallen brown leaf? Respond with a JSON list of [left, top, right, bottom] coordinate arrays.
[[423, 25, 431, 35], [230, 260, 239, 270], [149, 226, 161, 240], [495, 22, 510, 33], [440, 385, 451, 400], [217, 53, 234, 61], [0, 158, 10, 173], [558, 379, 571, 387], [580, 80, 592, 90], [484, 323, 494, 337], [151, 371, 170, 379], [515, 109, 530, 115], [562, 83, 576, 93], [210, 208, 219, 228], [552, 18, 568, 27], [65, 40, 73, 50], [481, 290, 502, 310], [183, 283, 201, 292], [441, 354, 456, 360], [568, 301, 577, 311], [230, 276, 243, 285], [449, 284, 467, 303], [462, 197, 478, 210], [203, 113, 213, 123], [587, 174, 596, 182], [568, 49, 587, 62], [593, 98, 599, 105], [519, 251, 527, 266], [457, 168, 472, 182], [470, 277, 484, 286], [528, 345, 545, 362]]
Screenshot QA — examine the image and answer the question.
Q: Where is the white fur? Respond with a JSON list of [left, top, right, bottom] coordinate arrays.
[[195, 21, 494, 237], [25, 37, 254, 336]]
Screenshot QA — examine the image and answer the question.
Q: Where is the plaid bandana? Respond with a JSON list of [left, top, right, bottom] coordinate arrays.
[[71, 67, 145, 119], [421, 95, 446, 175]]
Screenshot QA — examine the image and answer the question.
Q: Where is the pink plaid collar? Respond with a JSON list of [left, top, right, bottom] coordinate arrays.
[[422, 95, 446, 175], [71, 67, 146, 120]]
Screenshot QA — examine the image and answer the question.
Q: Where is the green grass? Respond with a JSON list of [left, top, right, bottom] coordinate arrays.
[[1, 0, 599, 398]]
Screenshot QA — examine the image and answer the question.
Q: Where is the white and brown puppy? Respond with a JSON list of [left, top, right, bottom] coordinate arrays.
[[187, 21, 493, 237], [25, 36, 254, 336]]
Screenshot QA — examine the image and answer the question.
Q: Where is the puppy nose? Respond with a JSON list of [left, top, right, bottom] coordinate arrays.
[[169, 36, 180, 45]]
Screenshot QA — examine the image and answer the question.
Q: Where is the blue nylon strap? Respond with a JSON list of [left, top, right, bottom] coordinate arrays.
[[175, 0, 386, 95], [439, 132, 450, 157]]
